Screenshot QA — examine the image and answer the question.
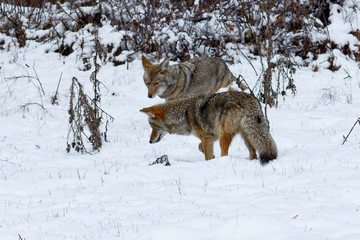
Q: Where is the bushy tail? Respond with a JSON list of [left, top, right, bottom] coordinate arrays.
[[241, 113, 278, 166], [258, 133, 277, 166]]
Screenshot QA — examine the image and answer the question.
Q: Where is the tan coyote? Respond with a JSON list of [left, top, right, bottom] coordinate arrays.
[[140, 91, 277, 165]]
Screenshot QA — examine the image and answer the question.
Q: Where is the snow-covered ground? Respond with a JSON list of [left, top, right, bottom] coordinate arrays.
[[1, 41, 359, 240], [1, 7, 360, 239]]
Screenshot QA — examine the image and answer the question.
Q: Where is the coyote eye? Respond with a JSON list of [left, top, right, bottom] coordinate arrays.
[[143, 76, 149, 84]]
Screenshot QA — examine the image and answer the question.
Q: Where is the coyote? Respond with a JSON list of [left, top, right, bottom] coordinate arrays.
[[140, 91, 277, 165], [141, 56, 247, 101]]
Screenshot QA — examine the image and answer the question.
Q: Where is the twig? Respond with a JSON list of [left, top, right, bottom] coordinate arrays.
[[32, 66, 45, 95], [343, 69, 352, 80], [4, 75, 38, 80], [85, 94, 114, 121], [342, 118, 360, 145], [55, 72, 63, 95], [56, 3, 78, 23], [0, 158, 21, 167], [237, 74, 253, 95], [176, 179, 185, 196], [19, 102, 48, 112], [238, 48, 258, 76], [237, 72, 264, 97], [51, 72, 63, 105]]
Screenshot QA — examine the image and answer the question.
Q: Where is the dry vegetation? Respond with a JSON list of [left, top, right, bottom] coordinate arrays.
[[1, 0, 359, 151], [1, 1, 357, 94], [1, 1, 354, 62]]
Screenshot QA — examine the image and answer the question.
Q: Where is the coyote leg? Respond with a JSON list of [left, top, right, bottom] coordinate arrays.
[[198, 142, 215, 160], [243, 137, 257, 160], [200, 137, 214, 160], [219, 130, 234, 157]]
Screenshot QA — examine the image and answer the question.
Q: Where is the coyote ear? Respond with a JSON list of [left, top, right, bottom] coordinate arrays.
[[140, 106, 164, 120], [142, 55, 152, 69], [160, 58, 169, 73]]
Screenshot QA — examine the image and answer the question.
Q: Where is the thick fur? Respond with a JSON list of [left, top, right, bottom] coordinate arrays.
[[140, 91, 277, 165], [142, 56, 247, 101]]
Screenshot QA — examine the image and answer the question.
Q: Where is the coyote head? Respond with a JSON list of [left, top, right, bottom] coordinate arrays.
[[140, 106, 168, 143], [142, 56, 170, 98]]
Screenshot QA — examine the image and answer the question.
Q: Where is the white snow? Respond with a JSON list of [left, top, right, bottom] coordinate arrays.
[[328, 2, 360, 49], [1, 3, 360, 240]]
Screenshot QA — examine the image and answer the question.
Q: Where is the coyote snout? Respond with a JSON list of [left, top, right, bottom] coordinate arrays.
[[148, 123, 167, 143], [147, 85, 157, 98]]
